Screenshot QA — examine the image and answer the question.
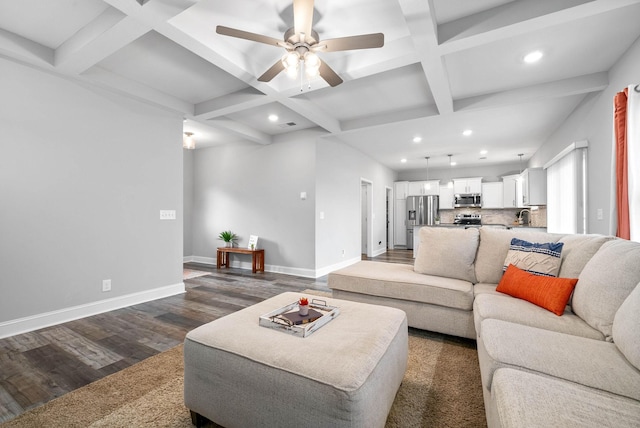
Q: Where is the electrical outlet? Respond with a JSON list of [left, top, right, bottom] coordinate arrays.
[[160, 210, 176, 220], [341, 249, 345, 257], [102, 279, 111, 292], [597, 208, 603, 220]]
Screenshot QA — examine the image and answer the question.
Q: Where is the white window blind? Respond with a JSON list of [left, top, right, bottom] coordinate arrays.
[[544, 141, 588, 234]]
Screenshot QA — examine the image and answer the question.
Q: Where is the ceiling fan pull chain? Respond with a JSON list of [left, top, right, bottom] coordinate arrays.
[[300, 60, 304, 92]]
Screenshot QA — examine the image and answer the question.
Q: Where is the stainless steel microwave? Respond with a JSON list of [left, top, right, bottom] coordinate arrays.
[[454, 193, 481, 208]]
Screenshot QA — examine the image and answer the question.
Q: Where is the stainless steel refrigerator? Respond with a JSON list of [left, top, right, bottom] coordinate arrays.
[[406, 195, 439, 250]]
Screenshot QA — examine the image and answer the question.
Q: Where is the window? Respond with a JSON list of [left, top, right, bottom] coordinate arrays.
[[544, 141, 588, 234]]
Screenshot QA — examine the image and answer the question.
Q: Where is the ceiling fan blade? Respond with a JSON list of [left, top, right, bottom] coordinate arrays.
[[293, 0, 314, 42], [319, 61, 343, 87], [258, 60, 285, 82], [318, 33, 384, 52], [216, 25, 283, 47]]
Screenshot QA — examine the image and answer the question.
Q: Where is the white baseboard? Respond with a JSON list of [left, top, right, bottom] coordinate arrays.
[[0, 282, 185, 339], [372, 247, 387, 257], [186, 255, 353, 279]]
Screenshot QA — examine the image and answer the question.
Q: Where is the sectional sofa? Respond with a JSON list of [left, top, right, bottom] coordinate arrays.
[[328, 227, 640, 428]]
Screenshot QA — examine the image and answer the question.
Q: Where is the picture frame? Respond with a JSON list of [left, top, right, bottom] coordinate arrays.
[[248, 235, 259, 250]]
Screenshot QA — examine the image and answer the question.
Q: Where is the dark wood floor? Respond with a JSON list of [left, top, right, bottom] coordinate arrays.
[[0, 249, 413, 423]]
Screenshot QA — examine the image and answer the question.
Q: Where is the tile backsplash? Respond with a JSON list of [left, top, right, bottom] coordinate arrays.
[[439, 207, 547, 227]]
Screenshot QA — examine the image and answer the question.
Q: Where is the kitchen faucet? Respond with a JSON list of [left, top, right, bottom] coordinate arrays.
[[518, 209, 531, 225]]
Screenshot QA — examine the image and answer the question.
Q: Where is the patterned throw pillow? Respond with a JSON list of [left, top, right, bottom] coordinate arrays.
[[503, 238, 564, 277]]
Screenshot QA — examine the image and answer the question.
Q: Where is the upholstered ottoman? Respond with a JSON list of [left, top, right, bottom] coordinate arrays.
[[184, 292, 408, 428]]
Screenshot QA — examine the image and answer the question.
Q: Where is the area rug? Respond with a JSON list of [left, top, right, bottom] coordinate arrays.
[[2, 331, 486, 428], [182, 268, 211, 280]]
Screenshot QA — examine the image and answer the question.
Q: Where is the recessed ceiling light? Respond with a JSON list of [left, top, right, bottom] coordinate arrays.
[[268, 114, 279, 122], [524, 50, 543, 64], [401, 158, 407, 163], [480, 150, 488, 155], [413, 136, 422, 143], [462, 129, 472, 136]]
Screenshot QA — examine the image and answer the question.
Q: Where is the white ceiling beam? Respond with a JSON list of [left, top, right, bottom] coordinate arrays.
[[207, 118, 272, 145], [342, 105, 439, 132], [398, 0, 454, 115], [438, 0, 640, 55], [81, 65, 194, 114], [0, 28, 54, 68], [55, 14, 151, 74], [454, 72, 609, 112], [278, 97, 341, 134], [194, 88, 271, 119]]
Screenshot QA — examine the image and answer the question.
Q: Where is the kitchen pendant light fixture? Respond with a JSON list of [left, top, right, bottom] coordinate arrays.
[[425, 156, 431, 190], [183, 132, 196, 150], [447, 154, 454, 188], [518, 153, 524, 173]]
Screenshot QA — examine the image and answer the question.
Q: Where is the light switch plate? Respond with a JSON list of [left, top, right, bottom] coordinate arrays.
[[160, 210, 176, 220]]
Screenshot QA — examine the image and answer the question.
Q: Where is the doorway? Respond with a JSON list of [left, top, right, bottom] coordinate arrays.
[[361, 179, 373, 258]]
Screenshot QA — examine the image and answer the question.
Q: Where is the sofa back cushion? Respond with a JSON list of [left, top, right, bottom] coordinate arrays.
[[613, 283, 640, 370], [557, 234, 614, 278], [475, 228, 562, 284], [414, 227, 479, 283], [573, 239, 640, 341]]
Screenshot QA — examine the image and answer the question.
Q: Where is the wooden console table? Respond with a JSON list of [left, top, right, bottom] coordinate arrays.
[[216, 247, 265, 273]]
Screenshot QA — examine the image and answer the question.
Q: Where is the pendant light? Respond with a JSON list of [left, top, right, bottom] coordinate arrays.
[[425, 156, 431, 191], [518, 153, 524, 173], [447, 154, 454, 188]]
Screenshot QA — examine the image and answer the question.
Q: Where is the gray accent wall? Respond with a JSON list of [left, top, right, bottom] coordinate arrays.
[[0, 58, 183, 323], [529, 35, 640, 234], [190, 131, 318, 272], [315, 139, 396, 269]]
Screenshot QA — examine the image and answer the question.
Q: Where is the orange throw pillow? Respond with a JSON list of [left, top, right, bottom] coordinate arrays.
[[497, 265, 579, 316]]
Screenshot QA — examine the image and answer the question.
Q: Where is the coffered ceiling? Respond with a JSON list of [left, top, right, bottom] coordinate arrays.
[[2, 0, 639, 170]]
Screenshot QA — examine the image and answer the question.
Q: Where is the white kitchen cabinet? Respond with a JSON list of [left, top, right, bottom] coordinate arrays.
[[395, 181, 409, 200], [408, 180, 440, 196], [502, 174, 520, 208], [453, 177, 482, 194], [520, 168, 546, 206], [482, 182, 504, 208], [439, 185, 455, 209], [394, 199, 407, 245]]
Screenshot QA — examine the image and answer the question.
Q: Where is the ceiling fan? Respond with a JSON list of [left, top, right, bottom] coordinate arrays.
[[216, 0, 384, 87]]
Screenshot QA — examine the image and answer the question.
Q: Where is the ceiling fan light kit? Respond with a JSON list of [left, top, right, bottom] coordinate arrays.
[[216, 0, 384, 88]]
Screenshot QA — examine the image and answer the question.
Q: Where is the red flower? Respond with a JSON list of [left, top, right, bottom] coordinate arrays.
[[299, 297, 309, 306]]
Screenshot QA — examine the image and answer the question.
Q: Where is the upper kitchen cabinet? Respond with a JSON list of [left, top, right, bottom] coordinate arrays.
[[395, 181, 409, 200], [453, 177, 482, 194], [481, 182, 504, 209], [521, 168, 547, 206], [408, 180, 440, 196], [439, 185, 455, 209], [502, 174, 520, 208]]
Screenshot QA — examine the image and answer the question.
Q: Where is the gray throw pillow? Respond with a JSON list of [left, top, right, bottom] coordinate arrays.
[[414, 227, 479, 283]]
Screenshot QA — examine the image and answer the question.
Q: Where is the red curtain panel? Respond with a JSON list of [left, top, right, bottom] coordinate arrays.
[[613, 88, 630, 240]]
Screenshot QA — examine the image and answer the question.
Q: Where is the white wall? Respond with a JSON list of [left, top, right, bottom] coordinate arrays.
[[190, 131, 319, 275], [529, 35, 640, 234], [0, 58, 184, 328], [183, 149, 194, 258], [315, 139, 397, 271]]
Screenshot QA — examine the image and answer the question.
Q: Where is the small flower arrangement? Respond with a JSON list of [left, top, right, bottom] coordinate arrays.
[[298, 297, 309, 316]]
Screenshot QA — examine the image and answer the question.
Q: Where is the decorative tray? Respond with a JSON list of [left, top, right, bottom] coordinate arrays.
[[259, 299, 340, 338]]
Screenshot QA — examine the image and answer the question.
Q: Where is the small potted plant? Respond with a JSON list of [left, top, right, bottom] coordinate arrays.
[[298, 297, 309, 316], [218, 230, 237, 247], [435, 215, 441, 225]]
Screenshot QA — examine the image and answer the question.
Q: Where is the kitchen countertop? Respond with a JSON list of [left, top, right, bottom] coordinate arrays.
[[415, 224, 546, 230]]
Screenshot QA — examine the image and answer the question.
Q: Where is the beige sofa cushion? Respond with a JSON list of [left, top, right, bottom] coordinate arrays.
[[492, 368, 640, 428], [414, 227, 479, 283], [557, 234, 614, 278], [475, 228, 562, 284], [480, 318, 640, 401], [329, 261, 474, 310], [613, 283, 640, 370], [572, 239, 640, 341]]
